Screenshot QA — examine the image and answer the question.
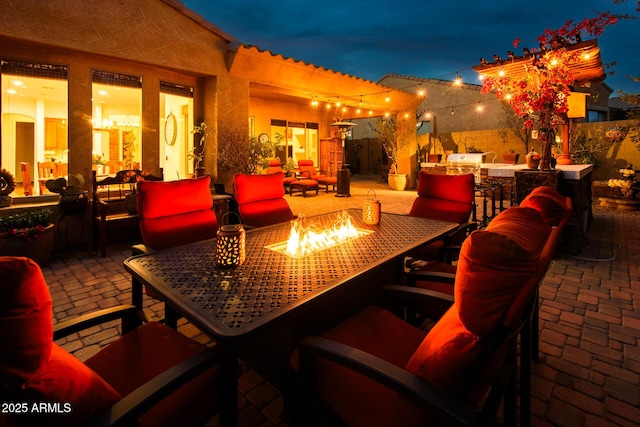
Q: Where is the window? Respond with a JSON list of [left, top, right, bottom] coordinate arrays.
[[91, 70, 142, 173], [1, 59, 68, 196], [270, 119, 319, 165]]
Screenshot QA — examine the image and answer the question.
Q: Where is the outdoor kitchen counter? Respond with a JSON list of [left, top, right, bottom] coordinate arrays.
[[486, 163, 594, 180]]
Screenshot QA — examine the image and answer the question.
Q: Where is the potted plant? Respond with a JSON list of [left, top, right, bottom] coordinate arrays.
[[0, 168, 16, 207], [0, 207, 54, 265], [45, 173, 89, 215], [372, 117, 413, 191], [189, 121, 214, 177]]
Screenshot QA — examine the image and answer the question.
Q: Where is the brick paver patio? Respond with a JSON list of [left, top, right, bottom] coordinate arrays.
[[41, 176, 640, 426]]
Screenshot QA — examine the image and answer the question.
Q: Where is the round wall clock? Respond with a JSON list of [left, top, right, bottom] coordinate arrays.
[[164, 112, 177, 146], [258, 133, 269, 144]]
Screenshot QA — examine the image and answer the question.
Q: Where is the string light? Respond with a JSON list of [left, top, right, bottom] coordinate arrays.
[[336, 97, 341, 107], [385, 91, 390, 103], [453, 74, 462, 87], [417, 87, 425, 97]]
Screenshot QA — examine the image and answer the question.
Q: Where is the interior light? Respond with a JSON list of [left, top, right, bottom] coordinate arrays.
[[7, 89, 16, 94], [12, 80, 23, 86]]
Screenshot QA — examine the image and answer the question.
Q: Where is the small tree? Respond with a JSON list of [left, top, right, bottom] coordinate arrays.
[[370, 116, 414, 174], [217, 125, 274, 175]]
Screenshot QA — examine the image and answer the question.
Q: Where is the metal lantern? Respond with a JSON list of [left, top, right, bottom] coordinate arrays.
[[215, 213, 245, 268], [363, 190, 381, 225]]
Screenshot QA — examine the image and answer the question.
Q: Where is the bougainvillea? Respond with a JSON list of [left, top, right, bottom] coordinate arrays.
[[479, 12, 618, 169]]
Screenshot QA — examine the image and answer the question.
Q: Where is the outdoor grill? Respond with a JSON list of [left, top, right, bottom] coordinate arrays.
[[446, 153, 490, 184], [446, 152, 505, 225]]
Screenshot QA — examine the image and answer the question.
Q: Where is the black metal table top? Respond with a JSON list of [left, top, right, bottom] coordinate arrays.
[[124, 209, 457, 339]]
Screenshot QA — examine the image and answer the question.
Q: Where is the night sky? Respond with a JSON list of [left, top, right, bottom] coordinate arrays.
[[181, 0, 639, 95]]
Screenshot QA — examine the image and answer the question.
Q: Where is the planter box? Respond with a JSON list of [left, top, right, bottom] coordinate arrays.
[[0, 223, 55, 265]]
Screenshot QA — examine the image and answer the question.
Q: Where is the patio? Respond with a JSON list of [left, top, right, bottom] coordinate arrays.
[[43, 176, 640, 427]]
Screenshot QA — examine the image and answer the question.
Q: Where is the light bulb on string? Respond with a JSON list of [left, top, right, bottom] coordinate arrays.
[[336, 97, 341, 107], [385, 91, 390, 103], [454, 74, 462, 87]]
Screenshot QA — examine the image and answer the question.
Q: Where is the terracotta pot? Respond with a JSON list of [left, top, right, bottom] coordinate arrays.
[[428, 154, 442, 163], [556, 154, 573, 165], [503, 153, 520, 164], [387, 173, 408, 191], [525, 148, 540, 169]]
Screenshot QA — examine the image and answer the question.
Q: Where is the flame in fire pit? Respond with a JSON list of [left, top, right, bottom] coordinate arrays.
[[267, 211, 373, 258]]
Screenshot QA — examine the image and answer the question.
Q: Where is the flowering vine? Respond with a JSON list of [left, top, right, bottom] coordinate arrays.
[[478, 12, 618, 170]]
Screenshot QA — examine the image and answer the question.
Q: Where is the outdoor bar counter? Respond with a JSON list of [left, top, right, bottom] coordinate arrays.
[[488, 163, 593, 250]]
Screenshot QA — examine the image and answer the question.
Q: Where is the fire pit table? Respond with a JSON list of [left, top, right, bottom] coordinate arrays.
[[124, 209, 457, 393]]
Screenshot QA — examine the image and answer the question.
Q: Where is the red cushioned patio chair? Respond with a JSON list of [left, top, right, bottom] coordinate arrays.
[[266, 158, 296, 192], [234, 172, 295, 227], [292, 206, 551, 427], [132, 175, 219, 327], [404, 171, 477, 266], [0, 256, 236, 427]]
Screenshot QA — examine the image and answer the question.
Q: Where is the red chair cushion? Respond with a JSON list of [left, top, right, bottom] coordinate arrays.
[[0, 257, 53, 390], [86, 322, 219, 427], [292, 306, 429, 427], [406, 207, 550, 392], [137, 176, 213, 220], [298, 160, 326, 180], [520, 185, 573, 228], [409, 197, 472, 224], [405, 307, 481, 391], [140, 210, 219, 250], [0, 257, 121, 426], [416, 172, 475, 204], [290, 179, 318, 188], [137, 176, 218, 249], [234, 173, 285, 204], [409, 172, 475, 224], [456, 207, 550, 337], [18, 344, 121, 426], [238, 199, 294, 227]]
